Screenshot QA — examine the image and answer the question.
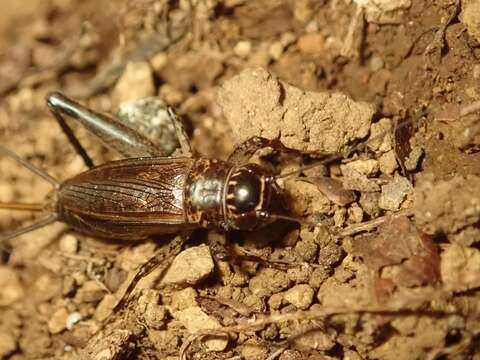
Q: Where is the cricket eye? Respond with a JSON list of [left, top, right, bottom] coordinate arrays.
[[229, 171, 262, 213]]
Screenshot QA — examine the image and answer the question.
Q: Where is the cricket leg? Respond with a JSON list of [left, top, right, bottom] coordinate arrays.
[[46, 92, 162, 165], [167, 107, 193, 157], [111, 234, 187, 314], [227, 136, 303, 165]]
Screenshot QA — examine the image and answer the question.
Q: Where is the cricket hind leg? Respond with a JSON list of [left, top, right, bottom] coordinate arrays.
[[46, 92, 163, 164]]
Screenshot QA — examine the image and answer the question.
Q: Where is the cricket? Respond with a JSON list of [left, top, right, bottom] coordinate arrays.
[[1, 1, 478, 359]]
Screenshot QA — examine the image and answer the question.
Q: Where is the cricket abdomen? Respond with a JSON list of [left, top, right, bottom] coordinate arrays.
[[56, 157, 196, 239]]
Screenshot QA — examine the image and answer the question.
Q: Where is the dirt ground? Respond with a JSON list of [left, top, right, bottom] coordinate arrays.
[[0, 0, 480, 359]]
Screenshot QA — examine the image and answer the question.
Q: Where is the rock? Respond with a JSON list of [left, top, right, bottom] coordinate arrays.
[[367, 118, 393, 152], [171, 287, 198, 311], [0, 331, 16, 358], [218, 68, 374, 153], [318, 242, 343, 268], [294, 238, 318, 262], [268, 293, 284, 310], [378, 150, 398, 175], [354, 0, 411, 24], [113, 61, 155, 103], [161, 245, 214, 285], [341, 166, 380, 193], [58, 234, 78, 254], [269, 41, 284, 60], [347, 202, 364, 223], [441, 244, 480, 292], [283, 284, 314, 309], [148, 329, 180, 354], [404, 146, 424, 171], [241, 340, 269, 360], [243, 294, 265, 312], [0, 267, 24, 306], [280, 32, 297, 47], [234, 40, 252, 58], [459, 0, 480, 43], [150, 51, 168, 72], [294, 326, 336, 351], [136, 290, 166, 329], [414, 175, 480, 236], [117, 97, 180, 156], [48, 307, 69, 334], [308, 267, 330, 289], [76, 281, 104, 303], [249, 268, 291, 297], [359, 192, 381, 218], [369, 55, 384, 72], [378, 175, 413, 211], [174, 306, 228, 351], [343, 159, 379, 177], [66, 312, 82, 330]]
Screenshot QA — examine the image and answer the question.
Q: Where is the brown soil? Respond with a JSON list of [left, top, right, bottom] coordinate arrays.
[[0, 1, 480, 359]]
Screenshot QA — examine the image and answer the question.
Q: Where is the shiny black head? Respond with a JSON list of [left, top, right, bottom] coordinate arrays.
[[224, 163, 276, 230]]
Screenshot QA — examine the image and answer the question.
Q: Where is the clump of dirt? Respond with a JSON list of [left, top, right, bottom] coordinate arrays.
[[0, 1, 480, 359], [218, 67, 374, 153]]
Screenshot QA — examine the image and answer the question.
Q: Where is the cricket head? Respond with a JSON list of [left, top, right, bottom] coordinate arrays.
[[223, 163, 278, 230]]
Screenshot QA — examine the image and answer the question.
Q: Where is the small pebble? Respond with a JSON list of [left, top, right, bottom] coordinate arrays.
[[334, 207, 347, 227], [369, 55, 384, 72], [305, 20, 319, 33], [161, 245, 214, 285], [280, 32, 297, 47], [59, 234, 78, 254], [269, 41, 284, 61], [113, 61, 155, 103], [48, 307, 69, 334], [137, 290, 166, 329], [379, 150, 398, 175], [347, 202, 364, 223], [249, 268, 291, 297], [405, 146, 424, 171], [0, 267, 24, 306], [76, 280, 104, 303], [150, 52, 168, 72], [234, 40, 252, 58], [294, 238, 318, 262], [379, 175, 413, 211], [171, 287, 198, 311], [158, 84, 185, 105], [308, 267, 330, 289], [268, 293, 284, 310], [117, 96, 179, 155], [343, 159, 379, 177], [283, 284, 314, 310], [174, 306, 228, 351], [241, 340, 269, 360], [66, 312, 82, 330]]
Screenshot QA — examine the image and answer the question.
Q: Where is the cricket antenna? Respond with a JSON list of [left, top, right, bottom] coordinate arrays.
[[0, 213, 58, 244], [0, 202, 45, 211], [275, 117, 417, 180], [257, 211, 319, 227], [0, 145, 60, 248], [0, 145, 59, 188]]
